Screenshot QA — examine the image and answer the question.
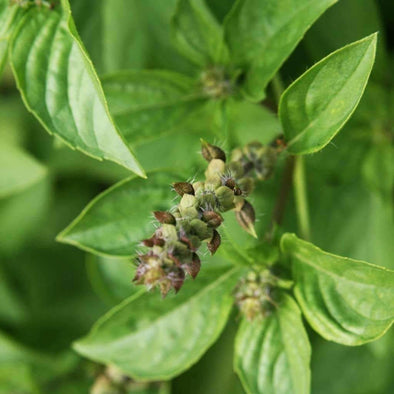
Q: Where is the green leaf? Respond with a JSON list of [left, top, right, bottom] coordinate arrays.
[[0, 143, 46, 198], [224, 0, 337, 102], [234, 294, 311, 394], [74, 265, 242, 380], [281, 233, 394, 345], [279, 34, 377, 154], [86, 255, 138, 305], [0, 1, 20, 77], [172, 0, 225, 66], [71, 0, 193, 75], [9, 1, 145, 176], [57, 174, 174, 257], [102, 70, 207, 143], [0, 178, 50, 255], [302, 0, 389, 83]]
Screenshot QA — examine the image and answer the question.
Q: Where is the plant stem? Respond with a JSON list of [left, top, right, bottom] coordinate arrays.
[[271, 74, 285, 107], [293, 156, 311, 241], [269, 156, 295, 231]]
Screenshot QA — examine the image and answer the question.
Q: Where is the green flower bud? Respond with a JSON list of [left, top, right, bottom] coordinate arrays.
[[215, 185, 235, 211], [179, 194, 199, 218], [179, 234, 201, 251], [192, 181, 205, 196], [205, 159, 226, 180], [255, 146, 278, 180], [197, 190, 217, 210], [160, 224, 178, 242], [190, 218, 213, 240], [231, 147, 243, 162], [226, 161, 244, 179], [201, 139, 226, 162]]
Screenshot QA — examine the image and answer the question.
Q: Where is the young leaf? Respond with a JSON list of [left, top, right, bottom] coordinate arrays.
[[74, 265, 242, 380], [9, 1, 145, 176], [0, 143, 46, 198], [57, 174, 174, 257], [234, 294, 311, 394], [102, 70, 207, 143], [279, 34, 377, 154], [172, 0, 225, 66], [281, 233, 394, 345], [224, 0, 337, 102]]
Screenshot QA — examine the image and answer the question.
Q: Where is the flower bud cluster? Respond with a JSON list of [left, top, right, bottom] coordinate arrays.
[[134, 139, 284, 296], [234, 270, 278, 321], [91, 365, 164, 394], [200, 66, 233, 99]]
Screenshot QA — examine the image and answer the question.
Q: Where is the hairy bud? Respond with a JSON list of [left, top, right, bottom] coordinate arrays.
[[202, 210, 223, 228], [154, 211, 176, 225], [201, 140, 226, 162], [173, 182, 195, 196]]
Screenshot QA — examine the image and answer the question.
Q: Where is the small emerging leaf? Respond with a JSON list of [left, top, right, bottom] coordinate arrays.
[[234, 294, 311, 394], [281, 233, 394, 345], [279, 34, 377, 154], [172, 0, 225, 66]]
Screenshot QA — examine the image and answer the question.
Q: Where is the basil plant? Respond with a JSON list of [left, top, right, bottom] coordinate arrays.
[[0, 0, 393, 393]]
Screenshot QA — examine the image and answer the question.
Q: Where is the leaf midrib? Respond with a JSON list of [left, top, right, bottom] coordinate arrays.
[[80, 266, 239, 350]]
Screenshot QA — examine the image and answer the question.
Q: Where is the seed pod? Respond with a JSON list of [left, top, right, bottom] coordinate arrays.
[[142, 235, 165, 247], [201, 139, 226, 162], [179, 234, 201, 251], [224, 177, 236, 189], [173, 182, 195, 196], [215, 185, 235, 211], [235, 200, 257, 238], [167, 268, 185, 294], [154, 211, 176, 225], [202, 210, 223, 228], [208, 230, 221, 255], [183, 253, 201, 279]]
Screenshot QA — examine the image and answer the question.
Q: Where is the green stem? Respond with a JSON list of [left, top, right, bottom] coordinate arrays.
[[293, 156, 311, 241], [271, 74, 285, 106]]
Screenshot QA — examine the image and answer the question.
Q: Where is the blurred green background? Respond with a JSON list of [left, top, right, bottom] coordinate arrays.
[[0, 0, 393, 392]]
